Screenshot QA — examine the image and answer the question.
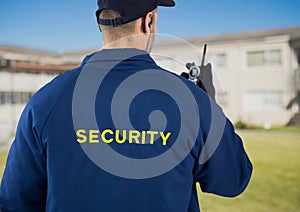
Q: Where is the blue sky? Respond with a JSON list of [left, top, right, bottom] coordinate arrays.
[[1, 0, 300, 52]]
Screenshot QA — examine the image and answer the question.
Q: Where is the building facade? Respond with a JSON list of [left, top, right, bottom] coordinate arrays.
[[0, 45, 79, 147], [153, 27, 300, 127], [0, 27, 300, 146]]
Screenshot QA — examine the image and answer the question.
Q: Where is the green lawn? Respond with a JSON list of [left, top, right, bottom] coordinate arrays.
[[0, 151, 8, 180], [198, 130, 300, 211], [0, 130, 299, 211]]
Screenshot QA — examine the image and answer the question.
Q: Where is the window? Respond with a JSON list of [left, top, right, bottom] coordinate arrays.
[[20, 92, 33, 104], [268, 49, 281, 65], [0, 91, 33, 105], [0, 92, 8, 104], [209, 53, 227, 68], [10, 92, 18, 104], [243, 91, 282, 111], [247, 49, 281, 67], [247, 51, 264, 66]]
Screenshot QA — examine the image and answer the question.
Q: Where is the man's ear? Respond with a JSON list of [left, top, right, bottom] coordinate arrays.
[[142, 12, 153, 33], [148, 17, 153, 28], [98, 24, 102, 32]]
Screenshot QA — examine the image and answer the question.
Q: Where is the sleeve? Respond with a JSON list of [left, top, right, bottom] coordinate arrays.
[[0, 105, 47, 211], [194, 97, 252, 197]]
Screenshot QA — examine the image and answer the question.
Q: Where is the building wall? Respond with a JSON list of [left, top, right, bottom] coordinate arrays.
[[152, 35, 298, 126], [239, 39, 295, 126], [0, 71, 57, 144]]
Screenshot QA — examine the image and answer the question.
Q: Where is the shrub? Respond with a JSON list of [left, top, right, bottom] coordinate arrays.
[[234, 120, 248, 129]]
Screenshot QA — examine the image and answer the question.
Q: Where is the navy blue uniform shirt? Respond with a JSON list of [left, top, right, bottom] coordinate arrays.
[[0, 48, 252, 211]]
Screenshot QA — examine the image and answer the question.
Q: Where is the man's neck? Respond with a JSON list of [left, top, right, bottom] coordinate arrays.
[[103, 35, 148, 52]]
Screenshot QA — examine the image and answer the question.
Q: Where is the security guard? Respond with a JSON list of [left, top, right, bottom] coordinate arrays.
[[0, 0, 252, 211]]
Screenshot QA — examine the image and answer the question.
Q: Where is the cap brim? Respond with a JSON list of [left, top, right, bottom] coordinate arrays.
[[158, 0, 175, 7]]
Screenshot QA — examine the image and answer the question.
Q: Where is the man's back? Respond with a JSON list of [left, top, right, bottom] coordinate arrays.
[[0, 49, 252, 211]]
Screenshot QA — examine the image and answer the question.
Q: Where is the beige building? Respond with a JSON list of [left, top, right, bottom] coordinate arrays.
[[153, 27, 300, 127], [0, 45, 79, 146], [0, 27, 300, 146]]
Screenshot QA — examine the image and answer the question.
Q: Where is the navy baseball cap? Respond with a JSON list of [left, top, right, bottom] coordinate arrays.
[[96, 0, 175, 26]]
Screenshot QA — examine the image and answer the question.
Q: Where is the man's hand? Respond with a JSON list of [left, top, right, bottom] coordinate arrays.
[[181, 62, 216, 100]]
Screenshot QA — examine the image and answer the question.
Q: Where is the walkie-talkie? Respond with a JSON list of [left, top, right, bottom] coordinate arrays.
[[188, 44, 207, 84]]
